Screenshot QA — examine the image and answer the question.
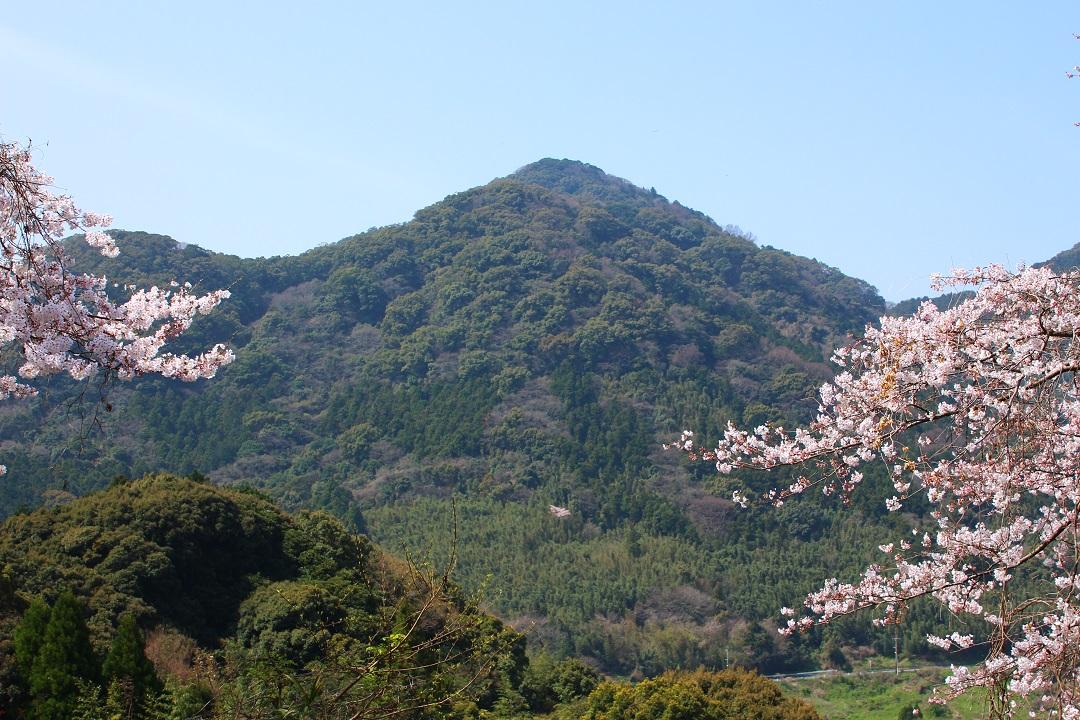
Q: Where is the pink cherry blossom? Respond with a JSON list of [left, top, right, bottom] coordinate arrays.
[[0, 141, 233, 474], [675, 264, 1080, 717]]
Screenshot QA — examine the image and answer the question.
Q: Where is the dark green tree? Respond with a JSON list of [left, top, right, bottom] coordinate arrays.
[[819, 637, 851, 671], [734, 622, 780, 674], [29, 590, 99, 720], [521, 654, 601, 713], [102, 614, 161, 709], [14, 597, 50, 681], [550, 657, 601, 705]]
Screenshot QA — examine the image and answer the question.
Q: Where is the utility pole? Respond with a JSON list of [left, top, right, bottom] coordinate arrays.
[[894, 628, 900, 676]]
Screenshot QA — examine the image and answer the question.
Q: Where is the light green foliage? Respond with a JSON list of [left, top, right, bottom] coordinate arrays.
[[366, 493, 913, 676], [520, 654, 600, 713], [158, 681, 213, 720], [778, 671, 993, 720], [336, 422, 378, 463], [104, 677, 139, 720], [583, 669, 821, 720], [70, 678, 104, 720]]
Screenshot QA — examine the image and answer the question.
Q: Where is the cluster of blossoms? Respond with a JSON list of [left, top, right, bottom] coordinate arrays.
[[676, 265, 1080, 717], [0, 142, 233, 473]]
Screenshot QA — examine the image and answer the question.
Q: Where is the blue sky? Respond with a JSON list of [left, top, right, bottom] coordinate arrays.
[[2, 2, 1077, 301]]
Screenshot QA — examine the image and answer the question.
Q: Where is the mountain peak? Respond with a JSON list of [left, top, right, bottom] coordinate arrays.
[[509, 158, 655, 204], [511, 158, 610, 183]]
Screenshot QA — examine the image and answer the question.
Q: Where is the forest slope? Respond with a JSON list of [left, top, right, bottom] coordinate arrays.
[[0, 159, 951, 674], [0, 474, 526, 715]]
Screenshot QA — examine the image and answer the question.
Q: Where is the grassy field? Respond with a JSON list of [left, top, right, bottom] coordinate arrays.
[[777, 669, 990, 720]]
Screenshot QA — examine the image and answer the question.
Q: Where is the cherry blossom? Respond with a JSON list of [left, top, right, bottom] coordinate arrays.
[[0, 141, 233, 473], [675, 265, 1080, 717]]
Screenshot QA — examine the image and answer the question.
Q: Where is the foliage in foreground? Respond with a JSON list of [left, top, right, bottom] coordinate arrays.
[[0, 475, 531, 718], [778, 670, 980, 720], [583, 668, 821, 720]]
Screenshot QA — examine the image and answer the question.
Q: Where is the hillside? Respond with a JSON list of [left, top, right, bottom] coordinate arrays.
[[0, 474, 526, 716], [1040, 240, 1080, 272], [0, 159, 942, 674], [0, 475, 830, 719]]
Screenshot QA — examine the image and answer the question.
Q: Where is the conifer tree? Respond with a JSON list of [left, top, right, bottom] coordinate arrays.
[[70, 678, 105, 720], [102, 614, 161, 706], [104, 677, 138, 720], [13, 597, 50, 682], [29, 590, 99, 720]]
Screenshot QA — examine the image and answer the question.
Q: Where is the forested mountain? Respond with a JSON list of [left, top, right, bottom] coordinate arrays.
[[0, 159, 967, 674]]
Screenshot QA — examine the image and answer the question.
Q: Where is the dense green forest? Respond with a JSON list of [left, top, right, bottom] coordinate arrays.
[[0, 474, 820, 719], [0, 475, 527, 717], [1, 159, 1068, 675]]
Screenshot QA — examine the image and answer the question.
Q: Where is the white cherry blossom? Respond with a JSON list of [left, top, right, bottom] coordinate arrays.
[[676, 264, 1080, 717], [0, 141, 233, 473]]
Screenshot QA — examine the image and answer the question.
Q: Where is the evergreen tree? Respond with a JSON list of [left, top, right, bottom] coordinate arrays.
[[734, 623, 780, 674], [104, 677, 138, 720], [70, 678, 105, 720], [14, 597, 50, 681], [29, 589, 99, 720], [102, 613, 161, 707]]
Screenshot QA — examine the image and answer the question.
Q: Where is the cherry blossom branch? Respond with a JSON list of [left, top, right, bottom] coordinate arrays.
[[0, 140, 234, 475], [674, 264, 1080, 717]]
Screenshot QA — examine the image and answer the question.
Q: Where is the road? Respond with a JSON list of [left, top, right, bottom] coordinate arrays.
[[767, 665, 953, 681]]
